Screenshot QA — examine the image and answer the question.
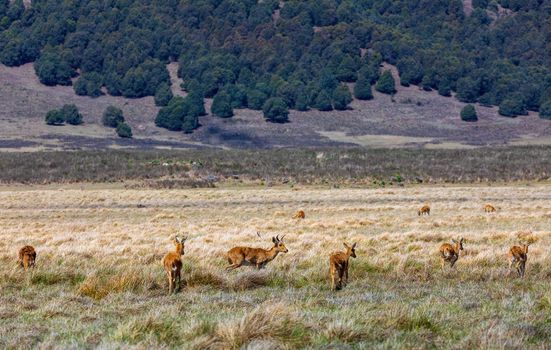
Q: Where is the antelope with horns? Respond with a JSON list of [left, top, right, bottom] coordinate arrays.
[[508, 242, 530, 278], [418, 205, 430, 216], [162, 235, 187, 294], [18, 245, 36, 270], [329, 242, 357, 291], [226, 234, 288, 270], [439, 237, 464, 269]]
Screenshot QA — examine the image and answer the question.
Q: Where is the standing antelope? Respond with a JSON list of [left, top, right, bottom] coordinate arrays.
[[162, 235, 187, 294], [226, 234, 288, 270], [293, 210, 305, 219], [18, 245, 36, 270], [329, 242, 357, 291], [484, 204, 496, 213], [508, 242, 530, 278], [439, 237, 464, 269], [418, 205, 430, 216]]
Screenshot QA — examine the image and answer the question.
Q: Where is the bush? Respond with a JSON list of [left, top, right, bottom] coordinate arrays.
[[354, 77, 373, 100], [460, 104, 478, 122], [375, 70, 396, 94], [154, 82, 173, 107], [314, 90, 333, 111], [332, 84, 353, 110], [102, 106, 125, 128], [74, 73, 103, 97], [539, 100, 551, 119], [116, 122, 133, 138], [211, 91, 233, 118], [499, 98, 525, 117], [262, 97, 289, 123], [247, 89, 268, 110], [45, 109, 64, 125], [155, 96, 199, 133], [437, 79, 452, 97], [61, 104, 83, 125]]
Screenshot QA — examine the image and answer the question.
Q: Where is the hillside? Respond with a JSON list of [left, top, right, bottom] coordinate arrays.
[[0, 0, 550, 149]]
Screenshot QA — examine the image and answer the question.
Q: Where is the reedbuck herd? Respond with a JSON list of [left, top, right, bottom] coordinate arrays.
[[17, 204, 537, 294]]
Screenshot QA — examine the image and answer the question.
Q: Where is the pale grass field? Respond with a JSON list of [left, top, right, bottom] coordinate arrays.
[[1, 184, 550, 349]]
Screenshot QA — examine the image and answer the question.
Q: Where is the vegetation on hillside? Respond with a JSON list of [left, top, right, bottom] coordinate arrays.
[[1, 0, 551, 132]]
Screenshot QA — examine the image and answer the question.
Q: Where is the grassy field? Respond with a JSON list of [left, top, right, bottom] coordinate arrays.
[[1, 183, 550, 349]]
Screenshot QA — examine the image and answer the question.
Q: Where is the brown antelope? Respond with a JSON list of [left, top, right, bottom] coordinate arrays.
[[226, 234, 288, 270], [18, 245, 36, 270], [293, 210, 305, 219], [508, 242, 530, 278], [439, 237, 464, 268], [418, 205, 430, 216], [162, 235, 187, 294], [484, 204, 496, 213], [329, 243, 357, 291]]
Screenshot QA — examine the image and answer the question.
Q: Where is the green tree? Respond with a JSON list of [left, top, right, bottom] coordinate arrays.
[[375, 70, 396, 94], [155, 97, 185, 131], [294, 90, 309, 111], [333, 84, 353, 110], [498, 98, 525, 117], [45, 109, 64, 125], [539, 100, 551, 119], [354, 77, 373, 100], [74, 73, 103, 97], [437, 79, 452, 97], [456, 77, 480, 103], [154, 82, 174, 107], [263, 97, 289, 123], [211, 91, 234, 118], [61, 104, 83, 125], [314, 90, 333, 111], [460, 104, 478, 122], [246, 89, 268, 110], [102, 106, 125, 128], [186, 91, 206, 117], [116, 122, 133, 138]]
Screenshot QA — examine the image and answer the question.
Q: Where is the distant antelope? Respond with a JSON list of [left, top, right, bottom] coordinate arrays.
[[293, 210, 305, 219], [439, 237, 464, 268], [162, 235, 187, 294], [418, 205, 430, 216], [508, 242, 530, 278], [18, 245, 36, 270], [484, 204, 496, 213], [329, 242, 357, 291], [226, 234, 288, 270]]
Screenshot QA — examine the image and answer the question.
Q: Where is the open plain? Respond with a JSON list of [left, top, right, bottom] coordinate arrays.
[[1, 184, 550, 349]]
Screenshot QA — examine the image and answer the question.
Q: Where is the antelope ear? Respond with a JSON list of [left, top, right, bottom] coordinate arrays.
[[174, 236, 180, 243], [460, 237, 464, 243], [272, 237, 277, 244], [352, 243, 357, 249], [451, 239, 456, 244], [343, 242, 350, 249]]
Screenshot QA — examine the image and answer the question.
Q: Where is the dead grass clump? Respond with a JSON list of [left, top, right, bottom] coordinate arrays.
[[76, 268, 157, 300], [193, 303, 305, 350], [516, 230, 538, 244], [322, 320, 368, 343], [230, 271, 271, 291], [114, 316, 179, 345], [185, 268, 226, 289]]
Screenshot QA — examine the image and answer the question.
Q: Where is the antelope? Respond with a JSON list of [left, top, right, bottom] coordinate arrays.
[[18, 245, 36, 270], [226, 234, 288, 270], [508, 242, 530, 278], [293, 210, 305, 219], [418, 205, 430, 216], [162, 235, 187, 294], [484, 204, 496, 213], [439, 237, 464, 268], [329, 242, 357, 291]]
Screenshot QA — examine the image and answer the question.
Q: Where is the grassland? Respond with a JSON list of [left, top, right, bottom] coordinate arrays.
[[1, 183, 550, 349]]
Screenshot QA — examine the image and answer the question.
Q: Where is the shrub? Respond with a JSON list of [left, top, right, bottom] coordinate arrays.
[[354, 77, 373, 100], [332, 84, 353, 110], [102, 106, 125, 128], [45, 109, 64, 125], [116, 122, 133, 138], [247, 89, 268, 110], [155, 96, 199, 133], [460, 104, 478, 122], [74, 73, 103, 97], [314, 90, 333, 111], [262, 97, 289, 123], [61, 104, 83, 125], [211, 91, 233, 118], [499, 98, 525, 117], [437, 79, 452, 97], [539, 100, 551, 119], [375, 70, 396, 94], [154, 82, 173, 107]]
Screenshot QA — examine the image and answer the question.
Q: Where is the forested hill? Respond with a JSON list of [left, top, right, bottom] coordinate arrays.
[[1, 0, 551, 134]]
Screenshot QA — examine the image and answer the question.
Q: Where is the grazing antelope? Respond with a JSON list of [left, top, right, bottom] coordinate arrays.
[[293, 210, 305, 219], [418, 205, 430, 216], [439, 237, 464, 269], [508, 242, 530, 278], [484, 204, 496, 213], [162, 235, 187, 294], [329, 242, 357, 291], [18, 245, 36, 270], [226, 234, 288, 270]]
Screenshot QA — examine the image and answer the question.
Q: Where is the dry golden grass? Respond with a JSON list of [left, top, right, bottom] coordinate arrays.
[[0, 184, 551, 348]]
